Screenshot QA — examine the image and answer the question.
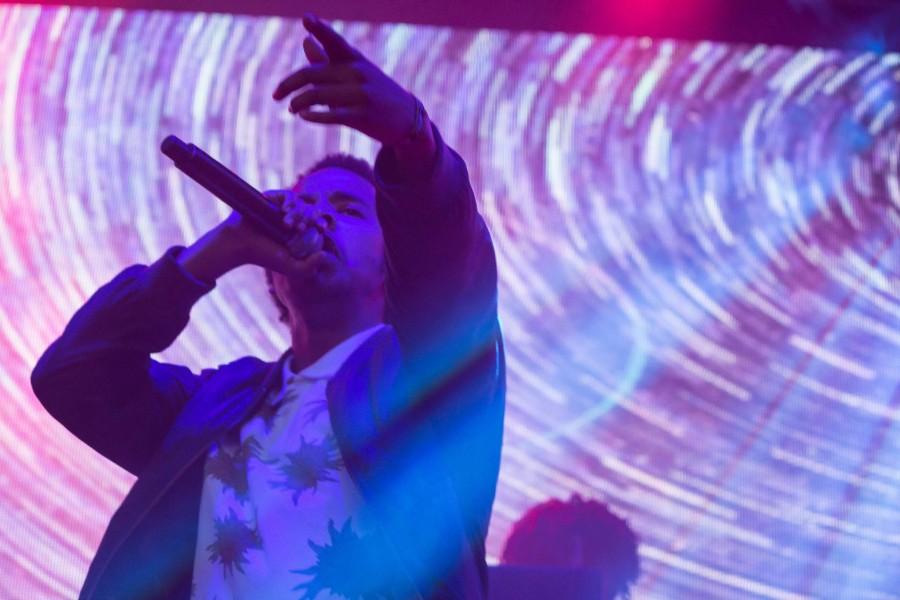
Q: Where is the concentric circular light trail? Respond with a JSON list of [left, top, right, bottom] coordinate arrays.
[[0, 6, 898, 599]]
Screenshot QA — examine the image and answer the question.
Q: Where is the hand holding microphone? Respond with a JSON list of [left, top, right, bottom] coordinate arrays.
[[161, 135, 323, 260], [161, 135, 327, 282]]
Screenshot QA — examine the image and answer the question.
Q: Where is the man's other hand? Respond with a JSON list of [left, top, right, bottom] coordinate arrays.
[[272, 13, 419, 147]]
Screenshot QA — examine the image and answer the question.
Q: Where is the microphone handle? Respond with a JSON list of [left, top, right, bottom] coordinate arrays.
[[160, 135, 321, 259]]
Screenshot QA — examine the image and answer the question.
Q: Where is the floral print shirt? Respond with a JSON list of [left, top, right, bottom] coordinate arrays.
[[190, 324, 398, 599]]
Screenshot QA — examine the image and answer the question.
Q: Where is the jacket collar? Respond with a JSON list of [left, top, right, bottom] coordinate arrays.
[[283, 323, 387, 382]]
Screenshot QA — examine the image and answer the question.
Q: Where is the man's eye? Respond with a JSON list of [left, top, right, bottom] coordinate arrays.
[[340, 207, 363, 217]]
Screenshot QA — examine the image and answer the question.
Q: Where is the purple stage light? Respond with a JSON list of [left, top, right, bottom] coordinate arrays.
[[1, 5, 898, 598]]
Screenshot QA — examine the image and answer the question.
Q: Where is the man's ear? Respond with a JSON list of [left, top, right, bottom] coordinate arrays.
[[270, 272, 292, 315]]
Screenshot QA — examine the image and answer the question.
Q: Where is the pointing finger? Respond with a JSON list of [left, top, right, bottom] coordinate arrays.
[[302, 13, 360, 63]]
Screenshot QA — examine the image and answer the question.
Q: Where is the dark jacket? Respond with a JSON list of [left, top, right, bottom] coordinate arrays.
[[30, 126, 506, 599]]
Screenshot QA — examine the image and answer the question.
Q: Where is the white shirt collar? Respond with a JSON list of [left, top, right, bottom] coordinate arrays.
[[281, 323, 386, 383]]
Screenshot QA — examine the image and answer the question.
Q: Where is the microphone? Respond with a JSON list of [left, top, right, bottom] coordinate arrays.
[[160, 135, 322, 259]]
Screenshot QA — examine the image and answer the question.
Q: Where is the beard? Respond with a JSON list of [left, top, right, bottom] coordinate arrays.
[[271, 247, 385, 330], [286, 251, 354, 301]]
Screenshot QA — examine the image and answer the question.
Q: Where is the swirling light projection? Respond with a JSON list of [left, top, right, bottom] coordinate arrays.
[[1, 4, 899, 598]]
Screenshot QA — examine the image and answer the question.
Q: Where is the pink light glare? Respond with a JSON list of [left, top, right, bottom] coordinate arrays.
[[585, 0, 726, 39]]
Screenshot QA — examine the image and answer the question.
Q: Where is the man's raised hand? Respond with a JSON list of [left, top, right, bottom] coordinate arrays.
[[273, 13, 418, 146]]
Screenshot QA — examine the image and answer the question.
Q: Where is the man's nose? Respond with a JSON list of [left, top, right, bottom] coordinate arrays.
[[308, 203, 336, 231]]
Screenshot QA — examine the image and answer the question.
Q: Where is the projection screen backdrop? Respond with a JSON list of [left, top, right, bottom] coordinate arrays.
[[1, 4, 899, 598]]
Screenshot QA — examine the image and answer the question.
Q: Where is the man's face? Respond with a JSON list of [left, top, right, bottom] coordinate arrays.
[[271, 166, 384, 317]]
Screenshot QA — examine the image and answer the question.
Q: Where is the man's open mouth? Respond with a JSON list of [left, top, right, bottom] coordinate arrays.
[[320, 236, 340, 259]]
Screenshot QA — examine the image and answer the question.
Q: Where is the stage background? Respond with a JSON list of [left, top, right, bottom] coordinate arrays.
[[1, 4, 899, 598]]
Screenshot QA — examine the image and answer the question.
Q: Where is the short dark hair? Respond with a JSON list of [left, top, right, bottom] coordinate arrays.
[[501, 495, 641, 599], [264, 154, 376, 325]]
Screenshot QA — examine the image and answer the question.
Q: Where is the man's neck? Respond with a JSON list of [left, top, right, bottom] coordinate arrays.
[[288, 297, 382, 373]]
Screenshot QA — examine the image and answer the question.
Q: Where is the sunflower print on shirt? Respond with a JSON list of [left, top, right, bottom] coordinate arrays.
[[204, 435, 268, 503], [206, 507, 262, 576], [268, 434, 344, 505], [292, 517, 395, 600]]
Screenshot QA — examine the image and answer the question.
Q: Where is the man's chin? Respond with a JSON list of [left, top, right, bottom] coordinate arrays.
[[292, 252, 346, 288]]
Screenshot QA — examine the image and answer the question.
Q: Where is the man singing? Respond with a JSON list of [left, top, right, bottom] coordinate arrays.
[[31, 14, 505, 599]]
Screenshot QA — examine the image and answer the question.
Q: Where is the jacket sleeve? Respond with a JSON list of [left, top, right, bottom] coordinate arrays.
[[372, 123, 504, 599], [30, 246, 219, 476], [374, 122, 500, 365]]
